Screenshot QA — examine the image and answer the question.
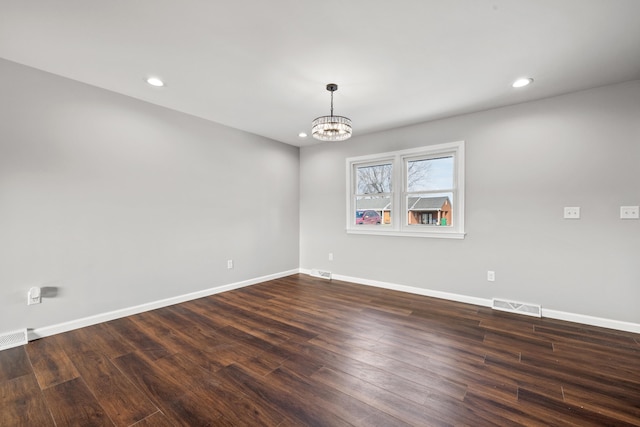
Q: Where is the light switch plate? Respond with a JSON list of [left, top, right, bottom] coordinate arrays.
[[564, 207, 580, 219], [620, 206, 639, 219]]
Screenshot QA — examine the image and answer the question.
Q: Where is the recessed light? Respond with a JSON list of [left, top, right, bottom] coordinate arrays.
[[298, 132, 308, 138], [146, 77, 164, 87], [512, 78, 533, 88]]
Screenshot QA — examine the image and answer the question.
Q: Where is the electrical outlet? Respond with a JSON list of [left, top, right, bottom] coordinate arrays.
[[620, 206, 639, 219], [28, 287, 41, 305], [328, 253, 333, 261], [564, 207, 580, 219], [487, 271, 495, 282], [227, 260, 233, 269]]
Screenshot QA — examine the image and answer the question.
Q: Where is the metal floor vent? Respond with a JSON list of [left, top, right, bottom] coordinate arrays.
[[0, 329, 28, 351], [310, 269, 332, 280], [492, 298, 541, 318]]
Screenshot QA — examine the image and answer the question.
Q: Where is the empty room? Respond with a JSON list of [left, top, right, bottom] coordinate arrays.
[[1, 1, 639, 425]]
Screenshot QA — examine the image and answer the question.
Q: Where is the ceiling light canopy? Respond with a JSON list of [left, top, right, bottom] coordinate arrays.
[[512, 77, 533, 88], [312, 83, 352, 142]]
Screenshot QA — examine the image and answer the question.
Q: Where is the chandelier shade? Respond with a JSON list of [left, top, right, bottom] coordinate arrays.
[[312, 83, 352, 142]]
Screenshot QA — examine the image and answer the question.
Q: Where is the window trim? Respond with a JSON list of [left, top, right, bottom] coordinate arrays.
[[346, 141, 465, 239]]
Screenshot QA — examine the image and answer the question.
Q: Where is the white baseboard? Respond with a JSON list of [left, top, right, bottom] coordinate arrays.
[[541, 308, 640, 334], [28, 268, 300, 341], [301, 269, 640, 334], [24, 268, 640, 341], [329, 271, 492, 308]]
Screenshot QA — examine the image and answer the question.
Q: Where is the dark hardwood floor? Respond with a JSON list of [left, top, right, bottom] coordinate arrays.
[[1, 274, 639, 426]]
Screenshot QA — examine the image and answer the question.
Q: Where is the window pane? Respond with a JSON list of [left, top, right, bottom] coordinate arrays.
[[355, 196, 391, 225], [356, 163, 392, 194], [407, 156, 453, 192], [407, 193, 453, 226]]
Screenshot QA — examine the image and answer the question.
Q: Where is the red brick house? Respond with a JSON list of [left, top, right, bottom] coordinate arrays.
[[407, 196, 452, 225]]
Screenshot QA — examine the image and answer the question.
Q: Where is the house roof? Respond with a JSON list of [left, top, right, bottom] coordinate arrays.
[[356, 199, 391, 211], [357, 196, 450, 211], [408, 196, 450, 211]]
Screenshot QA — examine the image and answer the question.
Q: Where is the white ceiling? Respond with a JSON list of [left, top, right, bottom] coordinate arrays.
[[2, 1, 640, 147]]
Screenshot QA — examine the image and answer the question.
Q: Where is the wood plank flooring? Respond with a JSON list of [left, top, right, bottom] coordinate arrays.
[[1, 274, 639, 426]]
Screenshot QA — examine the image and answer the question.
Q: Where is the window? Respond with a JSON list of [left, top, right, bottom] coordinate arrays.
[[354, 162, 393, 226], [346, 141, 465, 238]]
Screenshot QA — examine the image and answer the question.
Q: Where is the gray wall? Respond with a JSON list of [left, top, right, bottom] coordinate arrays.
[[2, 56, 638, 335], [0, 59, 300, 333], [300, 80, 640, 324]]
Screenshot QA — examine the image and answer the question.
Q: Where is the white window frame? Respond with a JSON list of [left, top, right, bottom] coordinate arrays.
[[346, 141, 465, 239]]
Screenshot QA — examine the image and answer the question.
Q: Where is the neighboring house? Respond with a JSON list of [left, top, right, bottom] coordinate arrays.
[[408, 196, 451, 225], [355, 198, 391, 224], [356, 196, 451, 225]]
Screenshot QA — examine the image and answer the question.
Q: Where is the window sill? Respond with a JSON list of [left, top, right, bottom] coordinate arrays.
[[346, 228, 466, 239]]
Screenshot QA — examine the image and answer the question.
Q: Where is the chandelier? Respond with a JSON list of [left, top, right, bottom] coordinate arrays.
[[312, 83, 352, 141]]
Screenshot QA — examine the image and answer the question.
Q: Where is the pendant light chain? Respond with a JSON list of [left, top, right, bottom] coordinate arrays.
[[330, 89, 334, 117]]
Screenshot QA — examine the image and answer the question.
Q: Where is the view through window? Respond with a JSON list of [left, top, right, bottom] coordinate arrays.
[[347, 141, 465, 238]]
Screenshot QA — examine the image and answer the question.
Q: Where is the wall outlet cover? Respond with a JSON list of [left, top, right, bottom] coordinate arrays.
[[620, 206, 639, 219], [564, 207, 581, 219], [28, 287, 41, 305]]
